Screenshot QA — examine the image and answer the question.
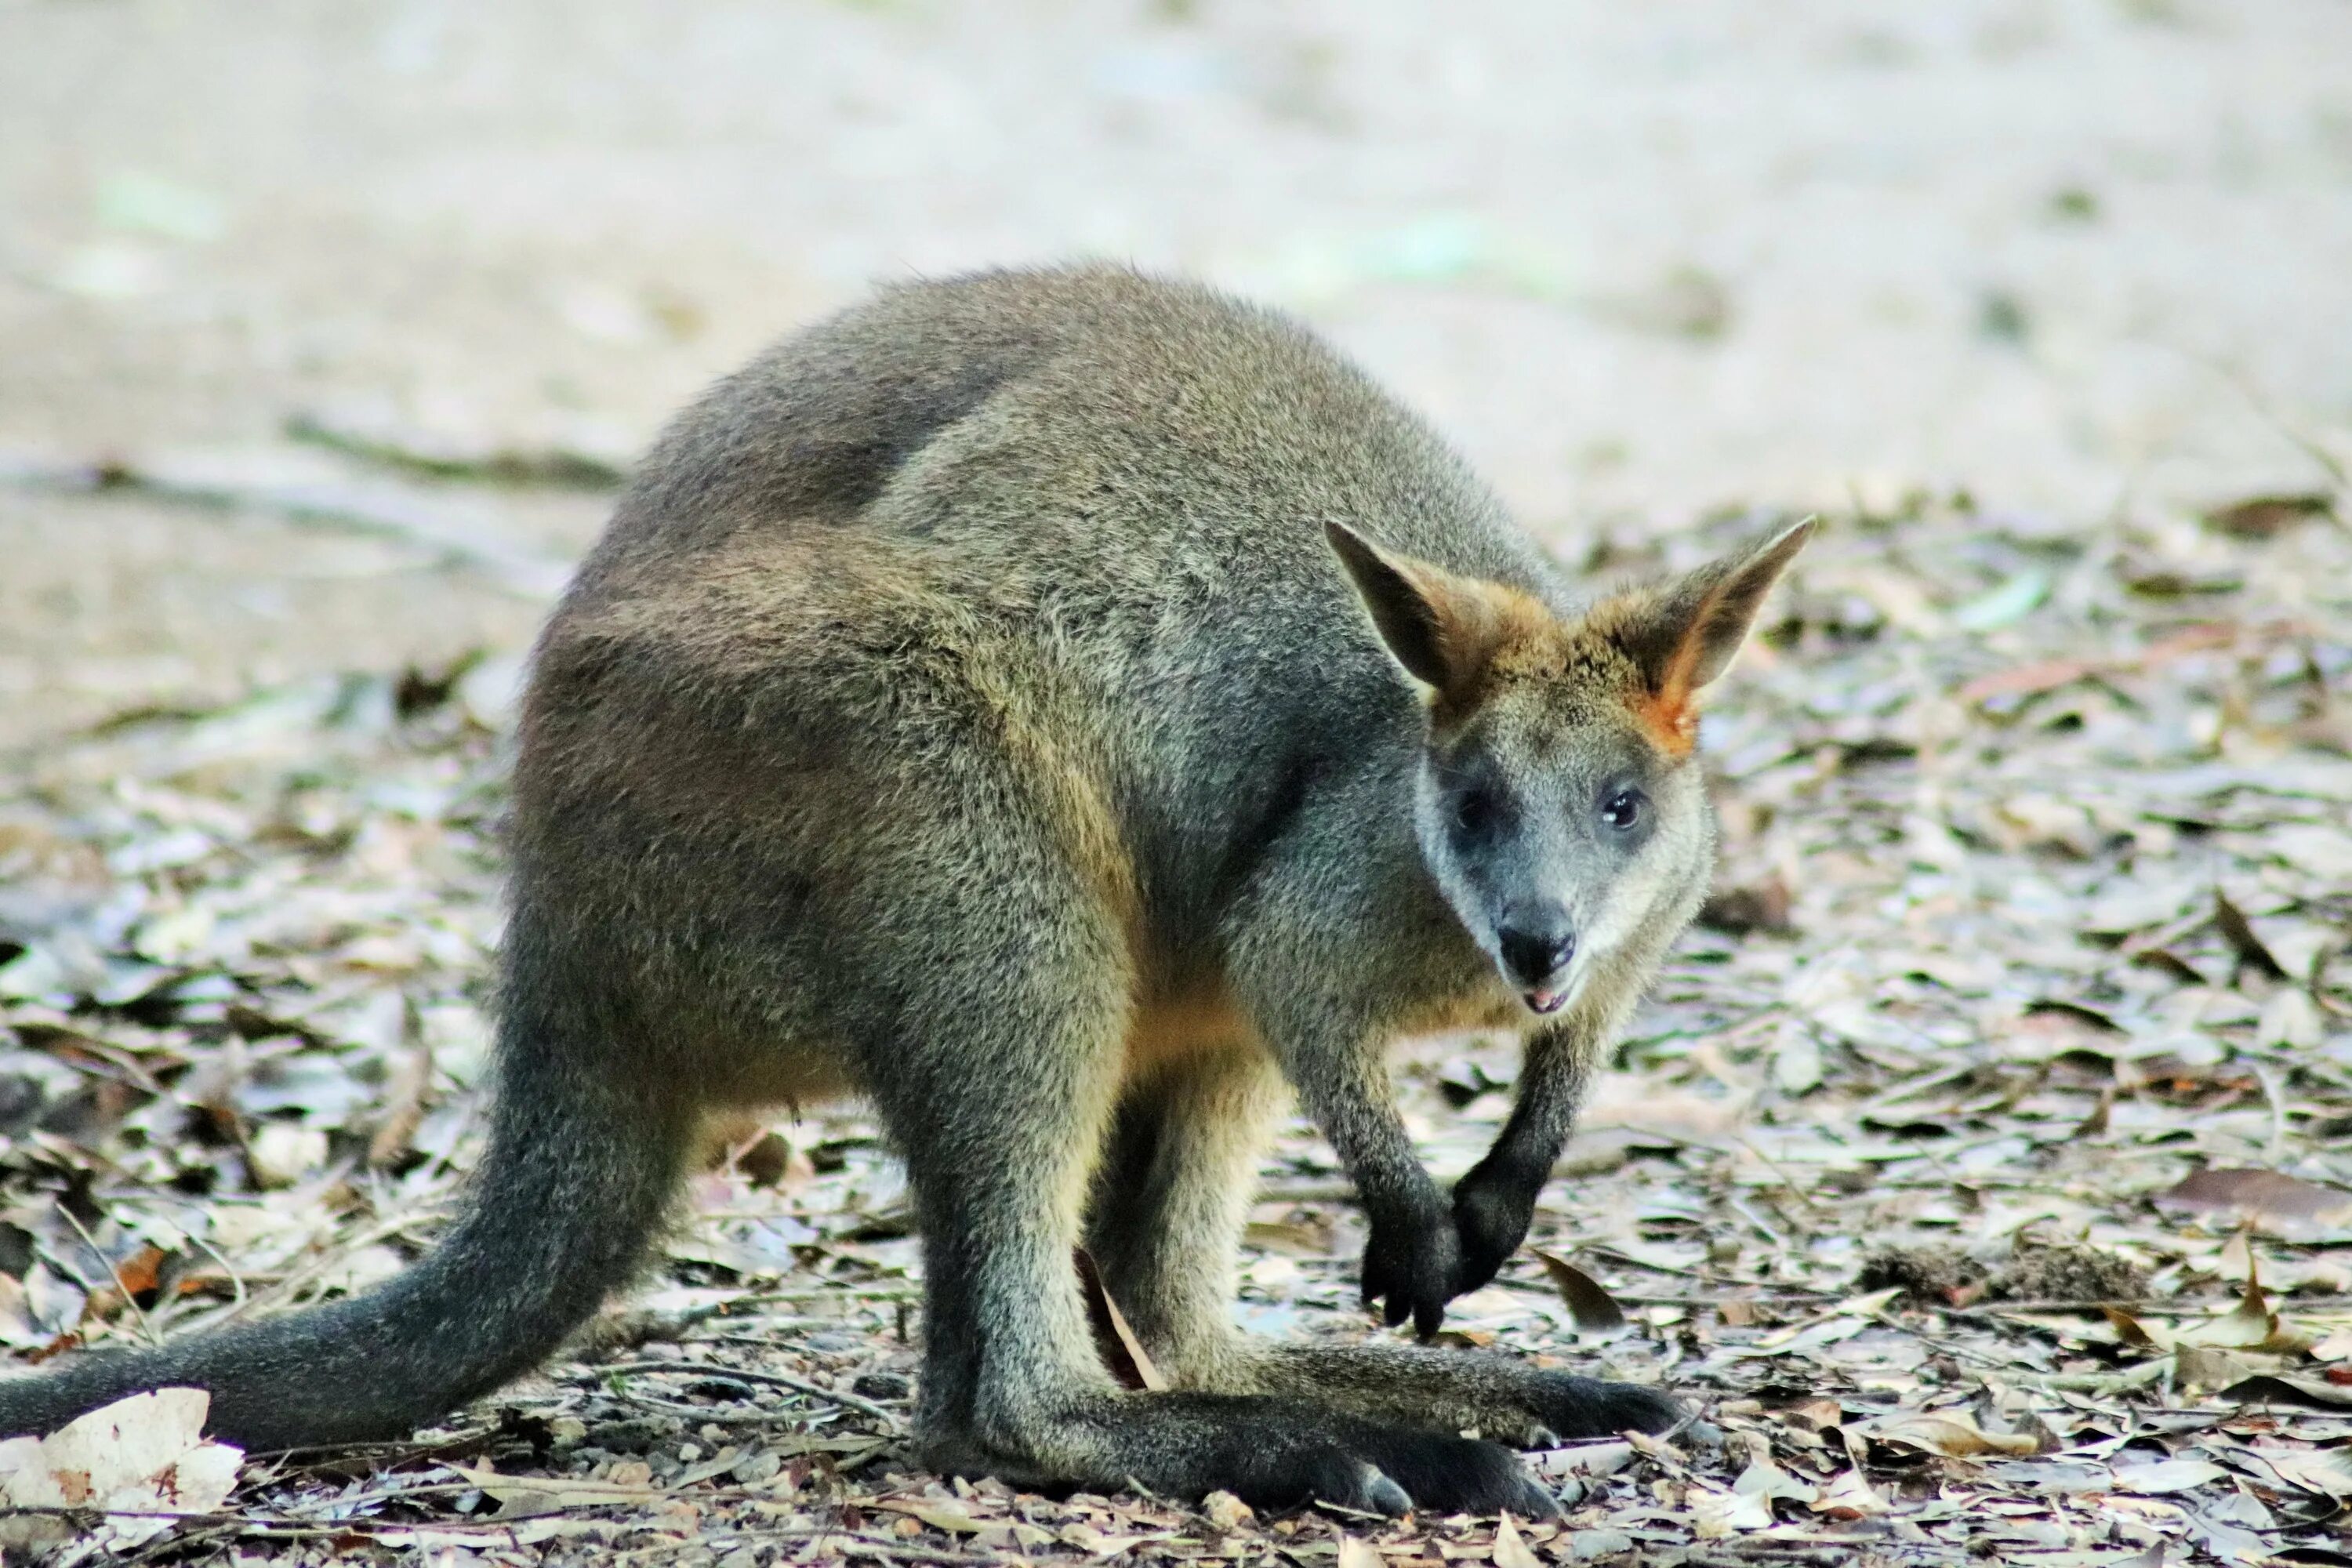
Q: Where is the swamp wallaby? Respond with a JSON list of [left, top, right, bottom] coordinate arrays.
[[0, 266, 1808, 1516]]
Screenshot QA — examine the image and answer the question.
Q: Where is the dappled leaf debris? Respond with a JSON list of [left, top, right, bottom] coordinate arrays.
[[1, 491, 2348, 1564]]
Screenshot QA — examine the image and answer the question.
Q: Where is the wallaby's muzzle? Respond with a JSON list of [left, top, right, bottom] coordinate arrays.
[[1497, 921, 1576, 1011]]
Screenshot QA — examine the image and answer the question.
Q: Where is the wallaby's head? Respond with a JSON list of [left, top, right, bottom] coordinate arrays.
[[1327, 518, 1813, 1017]]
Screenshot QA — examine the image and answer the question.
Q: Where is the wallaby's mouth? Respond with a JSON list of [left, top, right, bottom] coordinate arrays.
[[1523, 985, 1569, 1014]]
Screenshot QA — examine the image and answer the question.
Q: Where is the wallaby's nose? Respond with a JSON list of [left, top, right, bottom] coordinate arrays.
[[1497, 923, 1576, 989]]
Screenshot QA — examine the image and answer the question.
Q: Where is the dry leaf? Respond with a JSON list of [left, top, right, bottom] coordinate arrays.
[[82, 1243, 168, 1322], [2158, 1167, 2352, 1230], [2263, 1447, 2352, 1497], [1809, 1469, 1883, 1517], [2103, 1305, 2172, 1352], [1686, 1482, 1774, 1536], [2112, 1457, 2227, 1495], [877, 1497, 985, 1534], [448, 1461, 657, 1508], [1337, 1534, 1385, 1568], [2218, 1373, 2352, 1410], [1784, 1399, 1845, 1430], [2176, 1345, 2276, 1395], [1492, 1512, 1542, 1568], [365, 1038, 434, 1168], [1867, 1410, 2038, 1458], [2181, 1277, 2318, 1355], [1732, 1455, 1816, 1508], [2202, 492, 2335, 539], [245, 1120, 328, 1188], [0, 1387, 241, 1550], [1534, 1251, 1628, 1335], [1073, 1247, 1167, 1392], [2212, 891, 2290, 981]]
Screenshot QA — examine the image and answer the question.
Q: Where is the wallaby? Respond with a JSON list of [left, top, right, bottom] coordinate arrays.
[[0, 266, 1807, 1517]]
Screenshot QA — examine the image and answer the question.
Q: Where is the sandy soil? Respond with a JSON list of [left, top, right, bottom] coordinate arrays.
[[2, 0, 2348, 747]]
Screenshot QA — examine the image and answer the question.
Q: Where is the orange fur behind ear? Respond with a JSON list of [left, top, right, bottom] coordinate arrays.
[[1624, 580, 1726, 760], [1631, 683, 1699, 758]]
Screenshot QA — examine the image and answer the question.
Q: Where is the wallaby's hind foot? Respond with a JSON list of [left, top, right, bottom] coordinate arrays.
[[924, 1391, 1557, 1519], [1229, 1341, 1679, 1450]]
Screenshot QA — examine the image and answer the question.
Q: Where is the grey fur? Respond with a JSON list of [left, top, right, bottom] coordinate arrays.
[[0, 265, 1807, 1516]]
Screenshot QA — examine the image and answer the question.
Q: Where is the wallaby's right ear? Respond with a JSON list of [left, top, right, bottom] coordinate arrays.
[[1325, 522, 1520, 704]]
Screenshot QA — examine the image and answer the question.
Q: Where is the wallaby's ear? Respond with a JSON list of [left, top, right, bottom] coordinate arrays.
[[1607, 517, 1814, 755], [1325, 521, 1519, 702]]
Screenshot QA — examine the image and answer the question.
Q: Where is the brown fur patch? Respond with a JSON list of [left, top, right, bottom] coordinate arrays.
[[1124, 986, 1258, 1080], [1630, 685, 1699, 759], [1429, 590, 1613, 729], [1413, 579, 1556, 722], [1576, 582, 1712, 760]]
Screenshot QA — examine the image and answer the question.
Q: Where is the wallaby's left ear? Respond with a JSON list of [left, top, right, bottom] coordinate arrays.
[[1607, 517, 1814, 754]]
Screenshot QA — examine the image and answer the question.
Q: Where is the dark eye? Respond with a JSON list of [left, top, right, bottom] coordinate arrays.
[[1600, 788, 1646, 830], [1454, 789, 1499, 837]]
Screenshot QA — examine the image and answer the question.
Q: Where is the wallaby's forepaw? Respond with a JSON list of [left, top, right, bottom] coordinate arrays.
[[1362, 1161, 1547, 1338], [1449, 1158, 1542, 1297], [1359, 1196, 1463, 1338], [1516, 1373, 1682, 1443]]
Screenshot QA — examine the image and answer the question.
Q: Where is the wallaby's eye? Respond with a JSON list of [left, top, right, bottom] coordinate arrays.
[[1600, 787, 1646, 830], [1454, 789, 1500, 837]]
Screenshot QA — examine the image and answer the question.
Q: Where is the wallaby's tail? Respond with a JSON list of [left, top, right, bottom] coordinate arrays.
[[0, 1005, 692, 1450]]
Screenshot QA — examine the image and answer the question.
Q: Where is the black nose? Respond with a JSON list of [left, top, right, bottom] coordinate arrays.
[[1497, 924, 1575, 987]]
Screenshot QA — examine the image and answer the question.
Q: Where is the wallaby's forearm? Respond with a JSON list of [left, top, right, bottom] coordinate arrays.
[[1268, 1026, 1459, 1338], [1295, 1054, 1438, 1218], [1450, 1022, 1599, 1291]]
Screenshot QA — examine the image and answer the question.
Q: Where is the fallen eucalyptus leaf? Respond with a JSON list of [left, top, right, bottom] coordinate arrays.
[[1534, 1250, 1628, 1336]]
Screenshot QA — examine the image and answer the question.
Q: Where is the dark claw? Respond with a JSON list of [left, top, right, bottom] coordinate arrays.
[[1360, 1195, 1463, 1340], [1364, 1471, 1412, 1517]]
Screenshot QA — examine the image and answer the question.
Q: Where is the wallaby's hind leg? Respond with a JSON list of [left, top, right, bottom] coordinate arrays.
[[1083, 1050, 1677, 1446], [884, 1025, 1551, 1513], [842, 819, 1551, 1514]]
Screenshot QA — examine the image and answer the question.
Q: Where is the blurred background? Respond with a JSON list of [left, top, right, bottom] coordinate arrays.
[[3, 0, 2349, 748]]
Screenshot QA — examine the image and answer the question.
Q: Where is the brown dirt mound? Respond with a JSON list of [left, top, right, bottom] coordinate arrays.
[[1991, 1243, 2151, 1304], [1856, 1245, 1991, 1305], [1856, 1241, 2149, 1306]]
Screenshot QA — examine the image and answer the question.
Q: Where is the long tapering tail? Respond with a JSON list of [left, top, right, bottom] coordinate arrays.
[[0, 1010, 691, 1450]]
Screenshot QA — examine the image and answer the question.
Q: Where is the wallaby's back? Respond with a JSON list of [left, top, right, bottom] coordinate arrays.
[[534, 267, 1571, 971]]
